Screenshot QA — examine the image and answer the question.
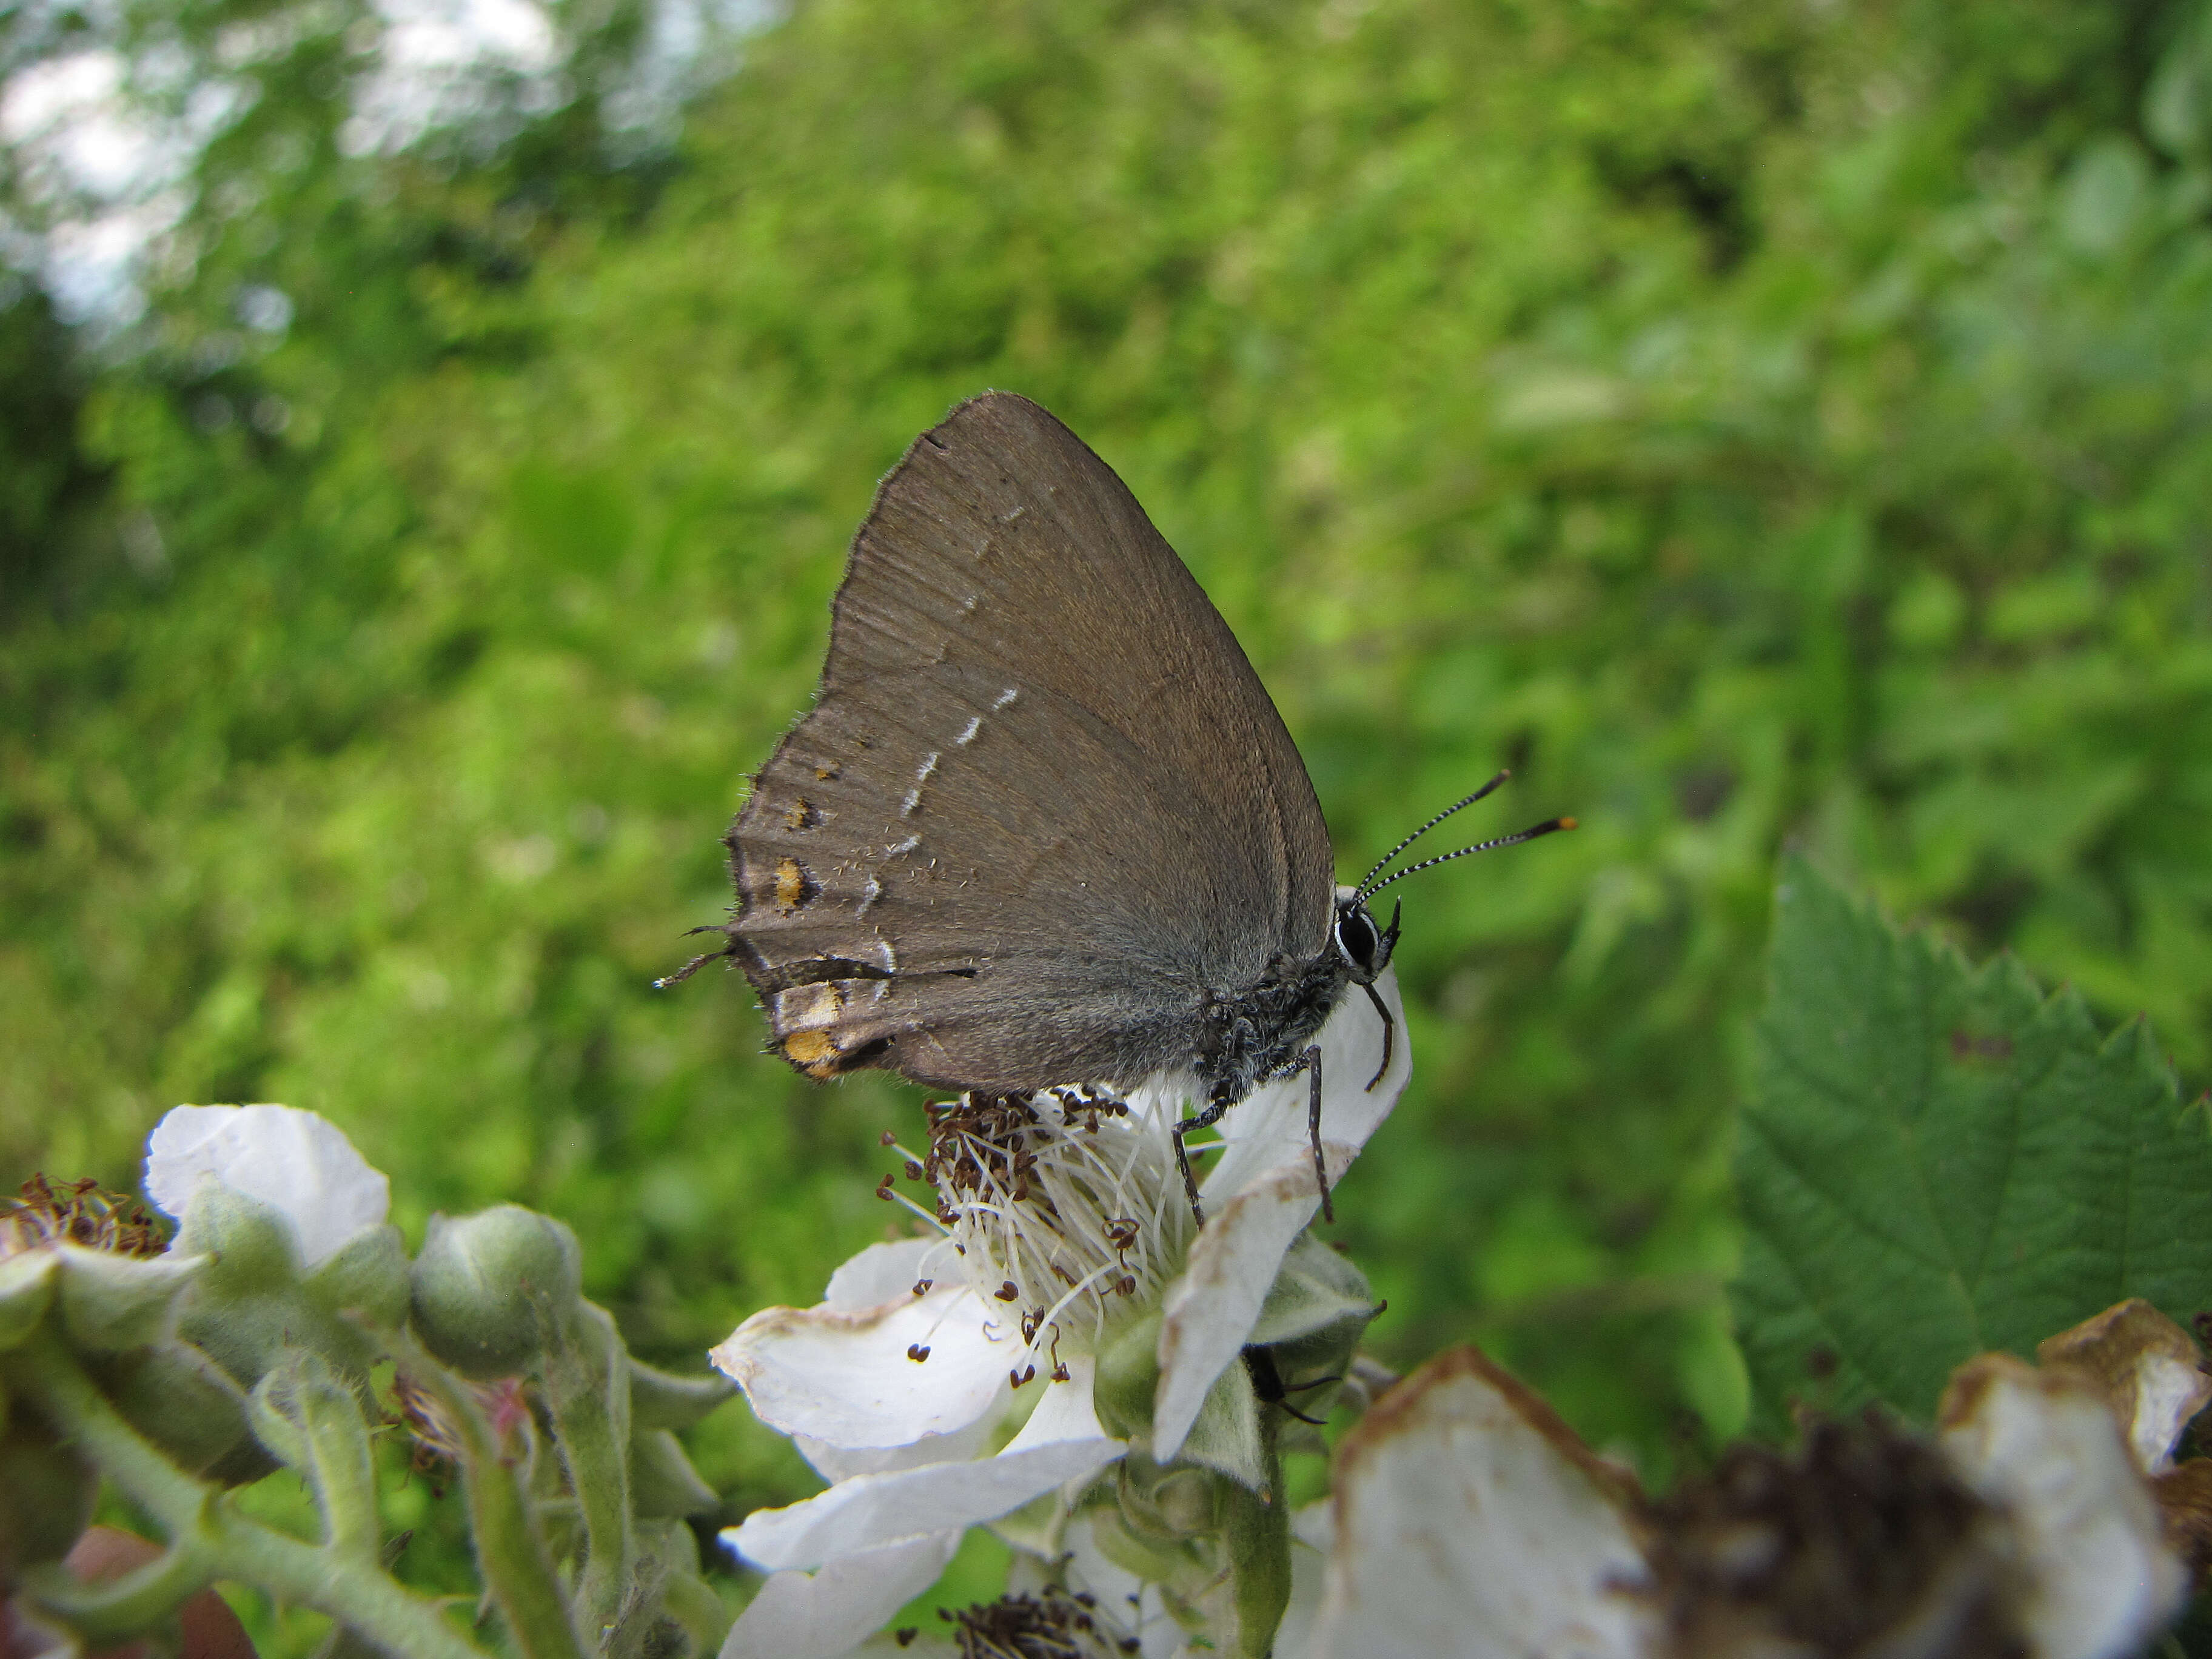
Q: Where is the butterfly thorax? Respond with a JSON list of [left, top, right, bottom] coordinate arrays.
[[1192, 950, 1352, 1108]]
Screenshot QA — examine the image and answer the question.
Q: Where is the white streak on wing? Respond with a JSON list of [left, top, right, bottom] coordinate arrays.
[[956, 716, 982, 746], [960, 594, 979, 615], [888, 834, 920, 856], [856, 876, 882, 916], [915, 752, 940, 783], [874, 939, 897, 974], [993, 688, 1019, 710], [900, 788, 922, 818]]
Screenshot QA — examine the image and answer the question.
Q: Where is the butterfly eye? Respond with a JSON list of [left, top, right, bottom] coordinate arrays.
[[1334, 905, 1380, 975]]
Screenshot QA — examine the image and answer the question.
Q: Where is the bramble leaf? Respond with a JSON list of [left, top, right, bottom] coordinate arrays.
[[1733, 857, 2212, 1433]]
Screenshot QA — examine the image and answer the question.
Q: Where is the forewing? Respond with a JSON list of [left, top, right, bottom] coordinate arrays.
[[729, 393, 1334, 1092]]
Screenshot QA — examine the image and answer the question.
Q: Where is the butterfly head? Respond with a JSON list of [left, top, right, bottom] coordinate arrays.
[[1332, 893, 1399, 985]]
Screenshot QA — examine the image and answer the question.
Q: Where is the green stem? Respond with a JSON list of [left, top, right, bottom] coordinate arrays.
[[301, 1362, 383, 1558], [7, 1330, 489, 1659], [1222, 1443, 1292, 1659], [396, 1337, 590, 1659], [545, 1304, 635, 1648]]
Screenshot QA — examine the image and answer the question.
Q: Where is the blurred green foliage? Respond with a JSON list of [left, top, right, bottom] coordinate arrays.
[[5, 0, 2212, 1598]]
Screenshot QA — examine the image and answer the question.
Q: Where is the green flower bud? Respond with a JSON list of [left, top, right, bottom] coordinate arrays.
[[1087, 1489, 1213, 1586], [1116, 1446, 1222, 1541], [409, 1205, 581, 1380], [0, 1418, 96, 1577]]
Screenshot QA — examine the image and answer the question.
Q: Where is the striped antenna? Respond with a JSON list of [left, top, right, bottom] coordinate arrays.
[[1353, 771, 1512, 898], [1356, 816, 1577, 900]]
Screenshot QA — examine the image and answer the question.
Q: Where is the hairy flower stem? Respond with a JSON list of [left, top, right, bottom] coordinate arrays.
[[5, 1329, 488, 1659], [1225, 1427, 1293, 1659], [543, 1305, 635, 1651], [395, 1333, 591, 1659]]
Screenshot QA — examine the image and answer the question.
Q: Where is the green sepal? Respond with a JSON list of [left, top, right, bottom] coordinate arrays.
[[1178, 1359, 1265, 1491], [170, 1181, 297, 1292], [653, 1553, 732, 1655], [1248, 1233, 1374, 1347], [92, 1339, 253, 1478], [629, 1427, 718, 1519], [409, 1205, 582, 1381], [180, 1284, 379, 1396], [303, 1224, 411, 1330], [172, 1184, 381, 1390], [0, 1416, 98, 1572], [626, 1356, 735, 1431], [1093, 1311, 1164, 1442], [53, 1244, 207, 1353], [0, 1251, 58, 1351]]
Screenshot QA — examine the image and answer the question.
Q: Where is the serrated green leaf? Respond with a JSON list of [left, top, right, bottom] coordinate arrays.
[[1732, 856, 2212, 1433]]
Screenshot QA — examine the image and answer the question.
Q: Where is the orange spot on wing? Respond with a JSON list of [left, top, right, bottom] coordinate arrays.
[[774, 857, 817, 911]]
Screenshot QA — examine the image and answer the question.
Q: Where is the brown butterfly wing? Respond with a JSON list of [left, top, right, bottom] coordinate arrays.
[[726, 393, 1334, 1093]]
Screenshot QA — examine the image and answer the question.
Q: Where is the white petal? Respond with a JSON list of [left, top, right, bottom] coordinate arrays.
[[717, 1531, 958, 1659], [729, 1429, 1124, 1572], [1308, 1347, 1652, 1659], [1153, 1159, 1330, 1462], [1142, 971, 1407, 1462], [826, 1238, 956, 1310], [1940, 1355, 2185, 1659], [145, 1105, 389, 1272], [1003, 1355, 1107, 1450], [713, 1283, 1011, 1452], [795, 1414, 1001, 1484]]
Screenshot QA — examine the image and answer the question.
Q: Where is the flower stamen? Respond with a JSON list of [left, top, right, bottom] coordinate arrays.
[[1, 1174, 168, 1260], [919, 1087, 1192, 1363]]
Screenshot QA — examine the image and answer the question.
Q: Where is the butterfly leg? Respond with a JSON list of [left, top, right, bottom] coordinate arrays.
[[1302, 1044, 1333, 1224], [1359, 979, 1394, 1091], [1244, 1343, 1343, 1425], [1174, 1091, 1236, 1227]]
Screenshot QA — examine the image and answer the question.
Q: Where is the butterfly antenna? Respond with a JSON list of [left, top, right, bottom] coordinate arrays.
[[1354, 771, 1513, 899], [1358, 816, 1578, 899]]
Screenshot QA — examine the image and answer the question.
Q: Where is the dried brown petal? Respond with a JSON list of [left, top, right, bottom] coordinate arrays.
[[1940, 1353, 2185, 1659], [1644, 1411, 2026, 1659], [2151, 1458, 2212, 1584], [2034, 1298, 2211, 1475]]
